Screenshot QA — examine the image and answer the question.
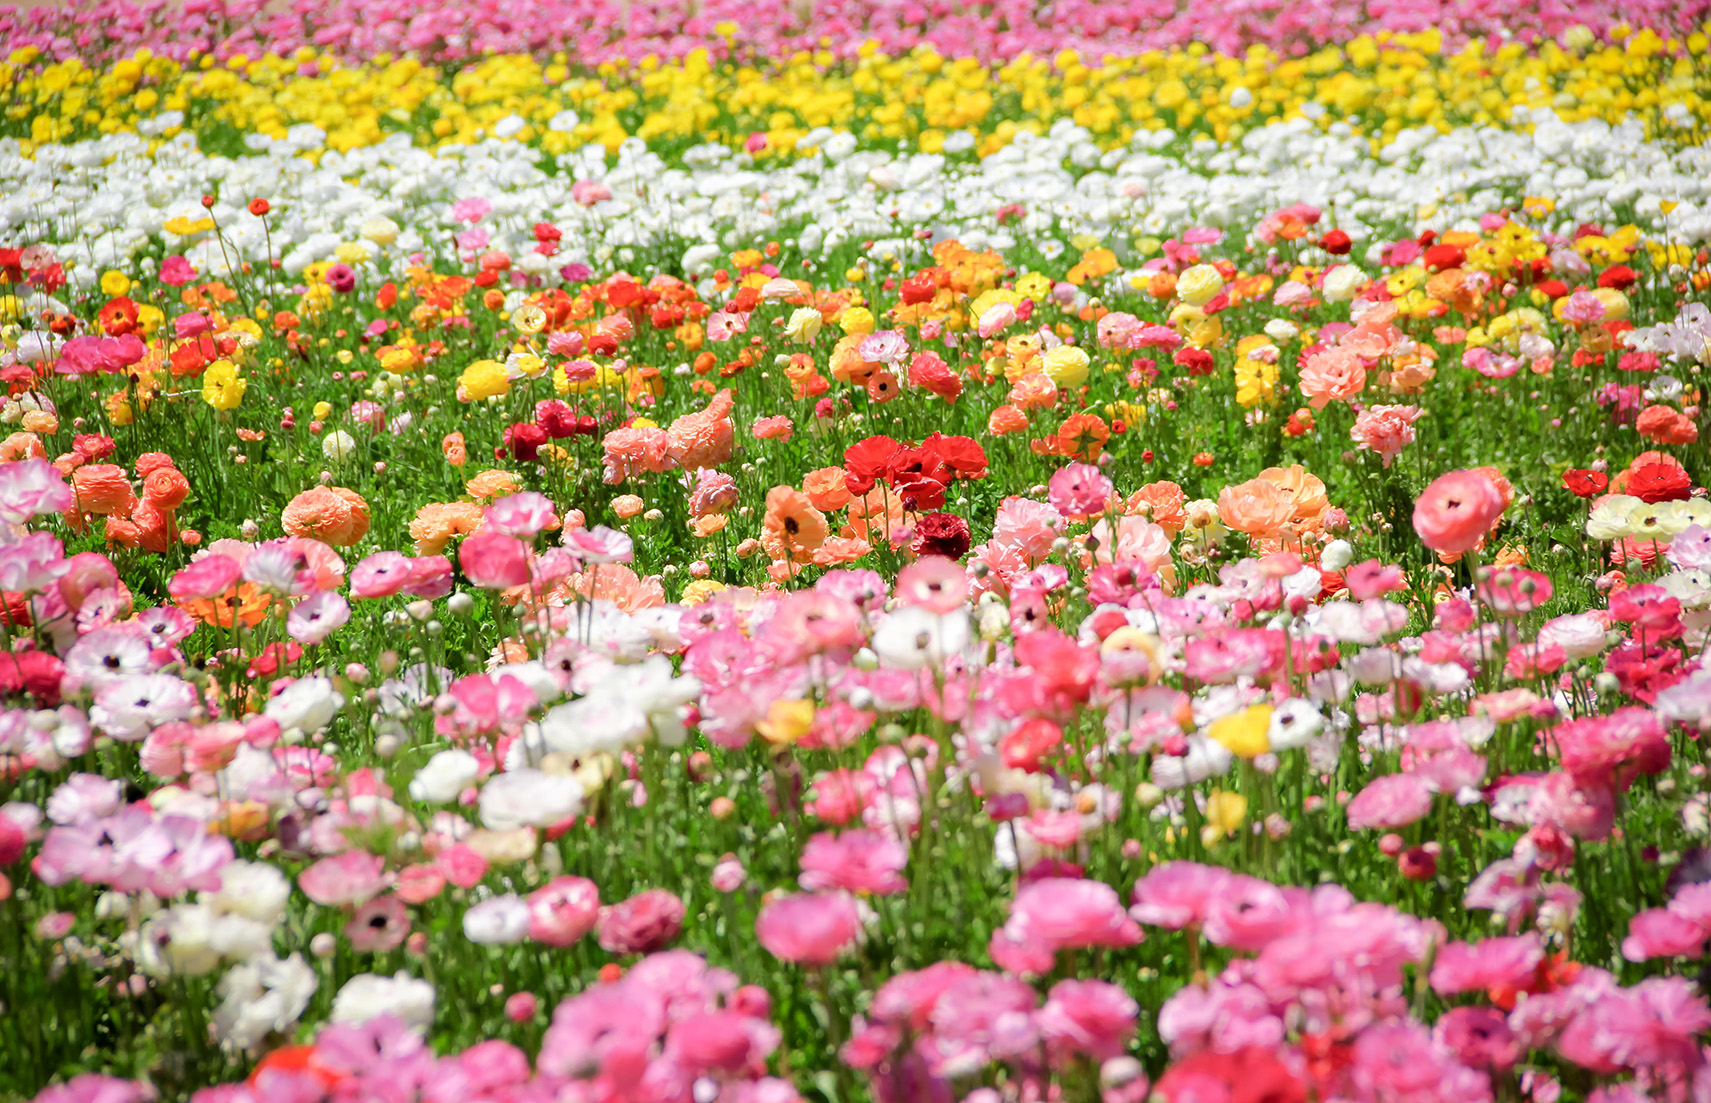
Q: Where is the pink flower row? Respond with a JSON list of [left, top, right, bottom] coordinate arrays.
[[3, 0, 1707, 68]]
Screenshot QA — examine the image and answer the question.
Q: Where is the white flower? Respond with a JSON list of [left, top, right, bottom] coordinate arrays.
[[1322, 264, 1364, 303], [409, 749, 480, 804], [871, 607, 970, 669], [265, 674, 346, 735], [1320, 539, 1354, 572], [138, 904, 222, 977], [207, 860, 291, 926], [214, 953, 318, 1051], [462, 894, 530, 944], [537, 694, 648, 756], [331, 971, 436, 1032], [477, 768, 584, 831], [322, 429, 357, 463], [1149, 735, 1231, 789], [1267, 699, 1324, 751]]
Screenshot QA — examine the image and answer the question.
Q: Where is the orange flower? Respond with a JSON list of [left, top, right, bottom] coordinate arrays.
[[1217, 478, 1298, 538], [667, 388, 737, 470], [1126, 481, 1188, 535], [0, 432, 45, 462], [811, 535, 873, 567], [804, 467, 852, 511], [180, 582, 272, 628], [1053, 413, 1111, 463], [573, 565, 665, 612], [760, 486, 830, 564], [1256, 465, 1329, 527], [281, 486, 371, 547], [466, 469, 521, 501], [989, 404, 1029, 435], [142, 467, 191, 511], [71, 464, 137, 517], [612, 494, 645, 519], [409, 501, 484, 555], [1008, 372, 1058, 410], [443, 431, 468, 467]]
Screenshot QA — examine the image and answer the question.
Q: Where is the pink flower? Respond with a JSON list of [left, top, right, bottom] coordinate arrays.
[[1412, 469, 1507, 555], [752, 415, 794, 442], [596, 888, 685, 955], [1001, 877, 1142, 956], [1038, 979, 1137, 1061], [0, 458, 76, 524], [1429, 934, 1544, 995], [345, 895, 411, 952], [799, 829, 908, 895], [437, 843, 489, 889], [1349, 404, 1422, 467], [458, 532, 531, 589], [755, 892, 860, 966], [1621, 908, 1708, 962], [1345, 773, 1435, 830], [1129, 862, 1236, 930], [484, 492, 558, 538], [349, 551, 413, 598], [1435, 1006, 1520, 1070], [298, 851, 387, 907], [527, 875, 600, 947], [1047, 462, 1114, 520]]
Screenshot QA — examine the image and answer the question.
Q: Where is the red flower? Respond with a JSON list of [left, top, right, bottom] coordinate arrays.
[[922, 433, 988, 479], [535, 400, 579, 439], [1320, 229, 1351, 254], [1562, 469, 1609, 498], [1536, 279, 1569, 298], [1172, 347, 1214, 376], [1424, 244, 1466, 270], [1626, 461, 1693, 503], [1597, 265, 1637, 290], [1155, 1046, 1308, 1103], [247, 198, 271, 217], [899, 271, 938, 305], [503, 422, 548, 461], [910, 511, 971, 560], [843, 435, 901, 495]]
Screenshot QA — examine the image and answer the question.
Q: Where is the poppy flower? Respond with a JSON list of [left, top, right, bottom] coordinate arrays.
[[1561, 469, 1608, 498], [1626, 461, 1694, 503]]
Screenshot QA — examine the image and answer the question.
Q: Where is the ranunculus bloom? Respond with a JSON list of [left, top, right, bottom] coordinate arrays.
[[596, 889, 685, 955], [755, 891, 861, 965], [1412, 469, 1506, 555], [281, 486, 371, 547]]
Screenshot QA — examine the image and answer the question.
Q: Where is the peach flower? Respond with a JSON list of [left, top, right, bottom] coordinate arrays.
[[281, 486, 371, 547]]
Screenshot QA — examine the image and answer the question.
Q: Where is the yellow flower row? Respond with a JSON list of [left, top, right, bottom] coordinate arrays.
[[4, 25, 1709, 159]]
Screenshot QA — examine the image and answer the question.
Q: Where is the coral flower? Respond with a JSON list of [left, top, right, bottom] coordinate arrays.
[[1412, 469, 1508, 555], [761, 487, 830, 564], [281, 487, 371, 547], [667, 388, 737, 470], [70, 464, 136, 517], [1217, 478, 1297, 538]]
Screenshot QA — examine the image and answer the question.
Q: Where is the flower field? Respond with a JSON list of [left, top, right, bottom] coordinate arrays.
[[6, 0, 1711, 1099]]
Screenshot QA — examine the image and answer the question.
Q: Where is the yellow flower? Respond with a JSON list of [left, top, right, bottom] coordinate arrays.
[[839, 306, 875, 336], [1014, 272, 1053, 300], [1176, 263, 1225, 307], [459, 358, 511, 401], [311, 401, 332, 418], [163, 215, 216, 236], [785, 307, 823, 343], [99, 270, 131, 297], [1208, 704, 1273, 758], [1235, 357, 1279, 408], [1040, 345, 1090, 390], [1201, 789, 1249, 848], [201, 360, 247, 410], [756, 699, 815, 745]]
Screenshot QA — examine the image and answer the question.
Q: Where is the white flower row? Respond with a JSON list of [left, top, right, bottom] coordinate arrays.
[[2, 109, 1706, 288]]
